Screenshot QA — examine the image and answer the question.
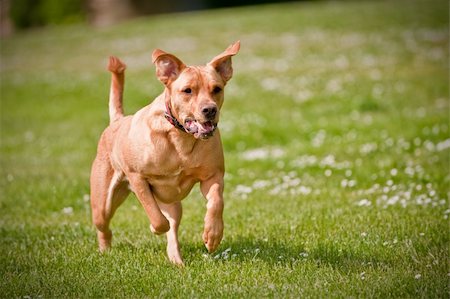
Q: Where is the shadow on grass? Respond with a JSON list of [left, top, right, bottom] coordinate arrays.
[[181, 236, 391, 270], [100, 230, 392, 271]]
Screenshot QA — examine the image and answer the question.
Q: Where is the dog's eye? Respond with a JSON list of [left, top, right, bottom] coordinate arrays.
[[182, 88, 192, 94], [212, 86, 222, 94]]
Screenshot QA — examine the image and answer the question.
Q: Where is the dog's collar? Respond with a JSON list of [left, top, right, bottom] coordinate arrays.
[[164, 101, 186, 132]]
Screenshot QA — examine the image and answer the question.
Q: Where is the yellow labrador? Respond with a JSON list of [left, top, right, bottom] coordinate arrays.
[[90, 41, 240, 265]]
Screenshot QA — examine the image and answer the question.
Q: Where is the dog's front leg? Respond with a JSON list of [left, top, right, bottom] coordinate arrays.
[[128, 174, 170, 234], [200, 175, 224, 253]]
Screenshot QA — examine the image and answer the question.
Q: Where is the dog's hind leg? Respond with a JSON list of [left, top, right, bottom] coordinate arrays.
[[90, 155, 129, 251], [158, 201, 183, 266]]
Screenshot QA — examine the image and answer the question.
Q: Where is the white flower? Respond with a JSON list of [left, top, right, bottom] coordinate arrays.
[[299, 252, 309, 258], [62, 207, 73, 215], [357, 199, 372, 207], [252, 180, 271, 189], [326, 79, 342, 93], [241, 147, 285, 161], [360, 142, 378, 155], [290, 155, 318, 168], [7, 174, 14, 182], [234, 185, 253, 199], [320, 155, 336, 167], [312, 130, 326, 148], [235, 185, 252, 193], [360, 272, 366, 280], [297, 186, 312, 195], [436, 138, 450, 151], [387, 196, 399, 206]]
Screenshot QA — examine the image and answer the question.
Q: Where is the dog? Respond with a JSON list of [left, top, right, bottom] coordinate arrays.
[[90, 41, 240, 265]]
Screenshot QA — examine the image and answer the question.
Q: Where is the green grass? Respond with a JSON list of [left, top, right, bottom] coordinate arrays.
[[1, 0, 449, 297]]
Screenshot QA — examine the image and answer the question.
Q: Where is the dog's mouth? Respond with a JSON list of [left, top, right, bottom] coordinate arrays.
[[184, 119, 217, 139]]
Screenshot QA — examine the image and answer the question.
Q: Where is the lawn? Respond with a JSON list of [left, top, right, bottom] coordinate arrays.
[[1, 0, 449, 297]]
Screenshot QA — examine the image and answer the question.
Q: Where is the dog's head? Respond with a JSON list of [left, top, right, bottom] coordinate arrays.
[[152, 41, 240, 139]]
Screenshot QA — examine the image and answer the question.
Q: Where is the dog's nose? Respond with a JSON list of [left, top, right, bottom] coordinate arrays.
[[202, 105, 217, 119]]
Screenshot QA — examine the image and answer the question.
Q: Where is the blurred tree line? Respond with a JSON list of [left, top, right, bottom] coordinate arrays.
[[0, 0, 300, 36], [9, 0, 84, 28]]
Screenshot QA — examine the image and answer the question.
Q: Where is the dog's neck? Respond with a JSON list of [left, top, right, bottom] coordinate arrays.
[[163, 90, 187, 133], [162, 91, 201, 153], [164, 101, 186, 132], [162, 92, 200, 154]]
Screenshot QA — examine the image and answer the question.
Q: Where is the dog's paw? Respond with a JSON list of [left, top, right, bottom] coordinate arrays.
[[202, 217, 223, 253], [168, 255, 184, 267], [97, 230, 112, 252], [167, 246, 184, 266]]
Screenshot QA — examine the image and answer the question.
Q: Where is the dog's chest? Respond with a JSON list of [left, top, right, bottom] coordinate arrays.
[[138, 139, 207, 202], [144, 164, 199, 203]]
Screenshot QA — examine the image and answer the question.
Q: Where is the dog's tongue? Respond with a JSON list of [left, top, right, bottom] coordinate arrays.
[[197, 121, 213, 133], [184, 120, 215, 138], [194, 121, 214, 138]]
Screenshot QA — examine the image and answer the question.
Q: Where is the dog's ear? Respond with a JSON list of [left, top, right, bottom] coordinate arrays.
[[208, 41, 240, 83], [152, 49, 186, 85]]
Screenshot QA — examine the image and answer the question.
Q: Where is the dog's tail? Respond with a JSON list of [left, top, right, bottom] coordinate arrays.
[[107, 56, 126, 124]]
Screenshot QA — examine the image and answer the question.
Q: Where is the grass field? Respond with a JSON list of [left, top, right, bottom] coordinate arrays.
[[1, 0, 449, 297]]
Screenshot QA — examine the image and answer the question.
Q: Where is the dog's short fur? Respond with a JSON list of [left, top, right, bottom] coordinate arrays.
[[90, 41, 240, 265]]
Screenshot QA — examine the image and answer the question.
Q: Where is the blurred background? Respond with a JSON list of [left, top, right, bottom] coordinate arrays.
[[0, 0, 448, 297], [0, 0, 304, 36]]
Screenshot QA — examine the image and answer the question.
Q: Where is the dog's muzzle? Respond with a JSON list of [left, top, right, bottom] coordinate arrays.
[[165, 101, 217, 139], [185, 119, 217, 139]]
